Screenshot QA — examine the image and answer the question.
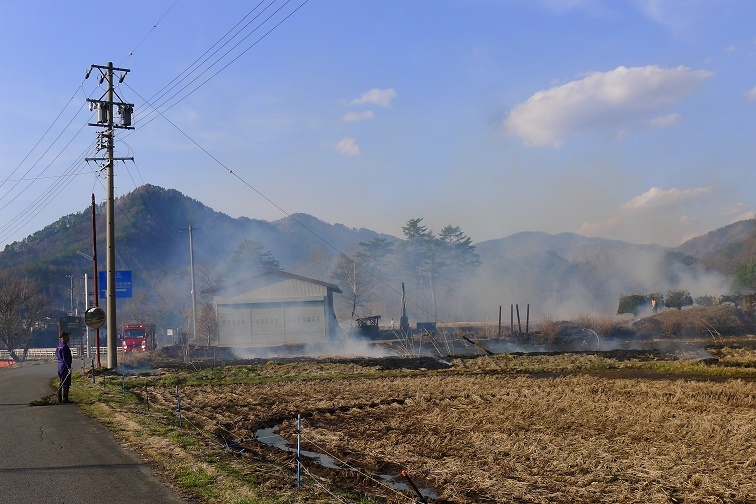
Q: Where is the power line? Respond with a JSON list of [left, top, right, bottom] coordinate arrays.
[[0, 87, 89, 206], [134, 0, 309, 129], [142, 0, 269, 110], [0, 132, 97, 245], [0, 173, 92, 184], [120, 0, 180, 65]]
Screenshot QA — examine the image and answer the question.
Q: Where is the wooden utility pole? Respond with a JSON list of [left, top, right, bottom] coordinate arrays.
[[180, 225, 199, 345], [85, 62, 134, 369], [92, 193, 101, 368]]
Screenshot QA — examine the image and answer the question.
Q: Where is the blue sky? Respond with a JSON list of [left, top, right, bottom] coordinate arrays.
[[0, 0, 754, 251]]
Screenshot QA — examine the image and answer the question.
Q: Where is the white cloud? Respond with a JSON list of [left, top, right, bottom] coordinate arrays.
[[649, 112, 681, 128], [619, 186, 712, 212], [342, 110, 375, 122], [632, 0, 705, 35], [720, 203, 755, 222], [351, 88, 397, 107], [577, 186, 712, 238], [335, 137, 361, 157], [536, 0, 596, 12], [504, 65, 712, 147], [745, 87, 756, 102]]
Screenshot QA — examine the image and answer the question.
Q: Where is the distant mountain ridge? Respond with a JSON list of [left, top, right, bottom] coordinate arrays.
[[476, 231, 666, 263], [673, 219, 755, 275], [0, 184, 751, 319]]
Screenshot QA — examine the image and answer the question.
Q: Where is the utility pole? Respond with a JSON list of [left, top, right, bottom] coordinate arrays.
[[180, 226, 199, 345], [92, 194, 101, 368], [85, 62, 134, 369], [66, 274, 74, 315]]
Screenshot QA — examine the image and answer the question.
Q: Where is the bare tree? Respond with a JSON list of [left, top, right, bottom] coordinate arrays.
[[301, 245, 333, 281], [332, 252, 376, 323], [197, 300, 219, 346], [151, 270, 189, 343], [0, 272, 49, 361], [119, 288, 153, 326]]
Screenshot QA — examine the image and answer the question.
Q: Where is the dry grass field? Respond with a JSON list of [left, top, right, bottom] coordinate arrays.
[[73, 340, 756, 504]]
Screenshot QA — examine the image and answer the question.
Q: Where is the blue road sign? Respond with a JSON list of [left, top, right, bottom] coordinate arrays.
[[99, 270, 133, 298]]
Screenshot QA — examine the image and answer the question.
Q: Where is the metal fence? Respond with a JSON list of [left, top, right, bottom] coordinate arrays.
[[0, 347, 117, 361]]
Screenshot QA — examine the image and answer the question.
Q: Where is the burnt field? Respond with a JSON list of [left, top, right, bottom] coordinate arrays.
[[76, 329, 756, 504]]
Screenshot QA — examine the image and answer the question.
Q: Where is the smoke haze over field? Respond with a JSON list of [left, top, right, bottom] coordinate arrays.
[[231, 337, 395, 360], [463, 236, 732, 322]]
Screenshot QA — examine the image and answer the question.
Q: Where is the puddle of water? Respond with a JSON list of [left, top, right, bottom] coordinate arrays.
[[256, 426, 341, 469], [380, 474, 437, 500], [255, 425, 438, 500]]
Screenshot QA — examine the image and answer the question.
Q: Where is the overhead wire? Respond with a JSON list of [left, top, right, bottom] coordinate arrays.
[[0, 85, 90, 208], [141, 0, 269, 114], [119, 0, 179, 65], [117, 137, 179, 242], [0, 148, 96, 246], [131, 0, 310, 133], [0, 121, 99, 246]]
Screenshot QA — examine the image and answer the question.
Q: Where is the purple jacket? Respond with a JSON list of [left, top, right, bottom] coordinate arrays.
[[56, 341, 72, 374]]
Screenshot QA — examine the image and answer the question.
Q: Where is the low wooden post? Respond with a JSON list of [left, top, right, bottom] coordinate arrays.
[[296, 414, 302, 488], [516, 304, 522, 335], [175, 386, 183, 427], [526, 304, 530, 335]]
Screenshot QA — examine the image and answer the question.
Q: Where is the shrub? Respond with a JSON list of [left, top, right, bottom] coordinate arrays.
[[666, 289, 693, 310], [618, 294, 648, 315], [694, 295, 717, 307]]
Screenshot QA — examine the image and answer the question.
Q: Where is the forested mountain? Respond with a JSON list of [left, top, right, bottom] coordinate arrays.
[[0, 184, 752, 325], [674, 219, 755, 281]]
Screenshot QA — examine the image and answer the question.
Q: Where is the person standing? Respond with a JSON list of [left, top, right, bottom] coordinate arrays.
[[55, 331, 73, 403]]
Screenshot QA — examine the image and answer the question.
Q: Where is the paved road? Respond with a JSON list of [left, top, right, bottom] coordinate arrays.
[[0, 363, 191, 504]]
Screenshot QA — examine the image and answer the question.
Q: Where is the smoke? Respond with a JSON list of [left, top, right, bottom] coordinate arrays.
[[464, 241, 732, 322], [231, 334, 395, 360]]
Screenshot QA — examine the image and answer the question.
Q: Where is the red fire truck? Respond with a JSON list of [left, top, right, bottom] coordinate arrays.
[[121, 324, 157, 353]]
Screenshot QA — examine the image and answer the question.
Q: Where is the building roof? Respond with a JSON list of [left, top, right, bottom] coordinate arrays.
[[211, 269, 341, 304]]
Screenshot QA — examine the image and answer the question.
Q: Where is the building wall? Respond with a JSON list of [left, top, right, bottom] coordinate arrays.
[[213, 272, 342, 348], [217, 300, 329, 347]]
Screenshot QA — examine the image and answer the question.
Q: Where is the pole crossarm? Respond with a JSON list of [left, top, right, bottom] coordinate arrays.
[[88, 64, 131, 73]]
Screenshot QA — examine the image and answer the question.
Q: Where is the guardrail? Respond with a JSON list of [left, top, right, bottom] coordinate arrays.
[[0, 347, 118, 361]]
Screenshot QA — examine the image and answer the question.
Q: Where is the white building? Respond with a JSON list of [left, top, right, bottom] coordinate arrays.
[[212, 270, 343, 348]]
